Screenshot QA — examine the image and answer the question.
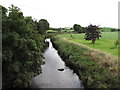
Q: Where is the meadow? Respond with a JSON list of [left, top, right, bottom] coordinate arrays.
[[58, 32, 118, 57]]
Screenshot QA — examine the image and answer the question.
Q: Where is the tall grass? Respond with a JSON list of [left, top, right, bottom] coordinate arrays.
[[52, 36, 119, 88]]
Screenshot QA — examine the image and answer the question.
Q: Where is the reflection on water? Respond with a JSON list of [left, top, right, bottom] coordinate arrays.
[[31, 38, 84, 88]]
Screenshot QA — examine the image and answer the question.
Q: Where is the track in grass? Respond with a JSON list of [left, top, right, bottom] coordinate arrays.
[[58, 32, 118, 57]]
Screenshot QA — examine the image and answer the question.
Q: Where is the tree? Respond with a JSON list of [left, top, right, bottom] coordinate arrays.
[[8, 4, 23, 20], [38, 19, 49, 34], [85, 24, 101, 44], [111, 29, 117, 32], [0, 5, 7, 18], [73, 24, 83, 33], [2, 5, 46, 88]]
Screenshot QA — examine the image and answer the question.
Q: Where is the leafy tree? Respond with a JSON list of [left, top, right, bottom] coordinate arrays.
[[2, 5, 46, 88], [8, 4, 23, 20], [111, 29, 117, 32], [0, 5, 7, 18], [118, 29, 120, 31], [85, 24, 101, 44], [38, 19, 49, 34], [73, 24, 83, 33], [81, 26, 85, 33]]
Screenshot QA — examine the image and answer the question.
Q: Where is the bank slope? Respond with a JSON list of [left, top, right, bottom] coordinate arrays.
[[52, 36, 119, 88]]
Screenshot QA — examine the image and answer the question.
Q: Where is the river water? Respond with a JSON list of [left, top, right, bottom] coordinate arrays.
[[31, 38, 84, 88]]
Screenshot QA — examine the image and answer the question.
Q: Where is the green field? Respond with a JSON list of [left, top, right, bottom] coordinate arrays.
[[99, 27, 118, 32], [58, 32, 118, 57], [46, 30, 58, 33], [61, 29, 74, 32]]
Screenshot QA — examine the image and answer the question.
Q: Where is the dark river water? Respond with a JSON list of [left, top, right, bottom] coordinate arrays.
[[31, 39, 84, 88]]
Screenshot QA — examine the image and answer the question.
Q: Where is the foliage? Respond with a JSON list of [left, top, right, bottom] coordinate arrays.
[[85, 24, 101, 44], [38, 19, 49, 34], [52, 37, 119, 88], [73, 24, 84, 33], [2, 5, 46, 88], [115, 40, 119, 46]]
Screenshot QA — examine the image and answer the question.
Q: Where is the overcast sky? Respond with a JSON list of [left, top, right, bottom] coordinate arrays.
[[0, 0, 119, 28]]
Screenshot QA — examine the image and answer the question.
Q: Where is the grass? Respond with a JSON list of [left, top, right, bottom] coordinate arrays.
[[61, 29, 74, 32], [99, 27, 118, 32], [58, 32, 118, 57], [46, 30, 58, 33], [52, 37, 119, 88]]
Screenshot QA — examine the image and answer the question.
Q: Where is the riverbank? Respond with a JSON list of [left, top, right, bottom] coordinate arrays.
[[51, 36, 119, 88]]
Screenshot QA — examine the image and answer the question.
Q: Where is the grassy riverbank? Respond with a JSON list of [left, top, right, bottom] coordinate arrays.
[[51, 36, 119, 88]]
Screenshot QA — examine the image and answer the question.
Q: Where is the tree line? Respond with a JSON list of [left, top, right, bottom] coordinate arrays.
[[2, 4, 49, 88]]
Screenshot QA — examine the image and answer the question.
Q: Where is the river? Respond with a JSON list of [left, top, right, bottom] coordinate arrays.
[[31, 38, 84, 88]]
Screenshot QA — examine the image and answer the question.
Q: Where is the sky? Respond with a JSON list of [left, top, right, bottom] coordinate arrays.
[[0, 0, 119, 28]]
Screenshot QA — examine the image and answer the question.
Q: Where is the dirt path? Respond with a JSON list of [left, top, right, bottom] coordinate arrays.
[[62, 38, 114, 56]]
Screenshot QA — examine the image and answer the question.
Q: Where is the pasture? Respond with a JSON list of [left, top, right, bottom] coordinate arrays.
[[58, 32, 118, 57]]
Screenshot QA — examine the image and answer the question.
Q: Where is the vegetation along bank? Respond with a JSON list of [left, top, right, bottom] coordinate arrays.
[[2, 5, 49, 88], [51, 36, 119, 88]]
